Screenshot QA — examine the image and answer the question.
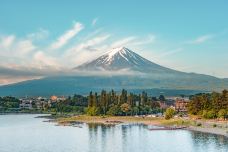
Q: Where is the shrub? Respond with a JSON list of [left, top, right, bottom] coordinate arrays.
[[196, 123, 202, 126], [86, 107, 100, 116], [107, 105, 120, 116], [120, 103, 131, 116], [207, 110, 217, 119], [165, 108, 175, 120], [202, 110, 217, 119], [202, 110, 208, 118], [218, 109, 227, 120]]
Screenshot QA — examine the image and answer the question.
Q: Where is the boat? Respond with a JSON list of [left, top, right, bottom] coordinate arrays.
[[148, 126, 187, 131]]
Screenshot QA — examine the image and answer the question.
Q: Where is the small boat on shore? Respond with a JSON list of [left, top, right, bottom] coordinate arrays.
[[148, 126, 187, 131]]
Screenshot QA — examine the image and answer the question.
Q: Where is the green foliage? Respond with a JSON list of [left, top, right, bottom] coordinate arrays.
[[165, 108, 175, 120], [0, 96, 20, 111], [48, 94, 87, 114], [120, 103, 131, 115], [84, 89, 162, 116], [107, 105, 121, 116], [218, 109, 227, 120], [207, 110, 217, 119], [202, 110, 217, 119], [196, 122, 202, 126], [159, 95, 165, 101], [86, 107, 100, 116], [132, 106, 139, 115], [187, 90, 228, 119], [0, 89, 166, 116]]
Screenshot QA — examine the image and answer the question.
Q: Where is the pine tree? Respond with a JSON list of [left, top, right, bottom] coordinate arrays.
[[88, 91, 93, 108]]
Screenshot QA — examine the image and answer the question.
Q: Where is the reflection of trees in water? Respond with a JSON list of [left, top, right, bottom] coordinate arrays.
[[190, 131, 228, 150], [120, 124, 147, 152], [86, 123, 148, 152], [87, 123, 116, 152], [87, 123, 98, 152]]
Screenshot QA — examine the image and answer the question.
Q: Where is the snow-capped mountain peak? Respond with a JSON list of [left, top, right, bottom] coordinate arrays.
[[75, 47, 176, 73], [102, 47, 134, 64]]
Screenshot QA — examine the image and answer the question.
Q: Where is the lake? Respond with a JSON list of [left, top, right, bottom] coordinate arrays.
[[0, 114, 227, 152]]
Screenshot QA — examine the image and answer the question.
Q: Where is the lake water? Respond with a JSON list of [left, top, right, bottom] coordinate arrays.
[[0, 114, 227, 152]]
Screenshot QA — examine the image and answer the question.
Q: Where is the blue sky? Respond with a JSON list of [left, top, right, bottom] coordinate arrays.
[[0, 0, 228, 84]]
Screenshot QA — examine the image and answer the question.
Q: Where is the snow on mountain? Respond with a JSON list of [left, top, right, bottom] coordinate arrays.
[[75, 47, 176, 73]]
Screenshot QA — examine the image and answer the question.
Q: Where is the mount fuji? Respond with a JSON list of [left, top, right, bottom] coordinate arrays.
[[0, 47, 228, 97], [75, 47, 177, 74]]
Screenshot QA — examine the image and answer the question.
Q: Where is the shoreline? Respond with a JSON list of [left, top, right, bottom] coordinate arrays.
[[187, 126, 228, 137], [1, 113, 227, 138], [56, 115, 228, 137]]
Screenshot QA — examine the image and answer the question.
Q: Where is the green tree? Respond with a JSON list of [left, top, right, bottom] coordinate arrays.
[[120, 103, 131, 116], [132, 107, 139, 115], [203, 110, 217, 119], [88, 91, 93, 108], [159, 95, 165, 101], [165, 108, 175, 120], [100, 90, 108, 114], [218, 109, 227, 120], [107, 105, 120, 116], [140, 91, 148, 106], [127, 93, 134, 107], [86, 107, 100, 116], [119, 89, 127, 104]]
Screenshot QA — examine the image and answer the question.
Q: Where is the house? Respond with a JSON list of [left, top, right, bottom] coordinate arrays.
[[175, 98, 189, 112], [35, 97, 48, 109], [50, 95, 66, 102], [159, 101, 169, 109], [19, 98, 33, 109], [50, 95, 58, 102]]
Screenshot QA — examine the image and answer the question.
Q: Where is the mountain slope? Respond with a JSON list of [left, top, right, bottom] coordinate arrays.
[[0, 75, 225, 97], [75, 47, 177, 74]]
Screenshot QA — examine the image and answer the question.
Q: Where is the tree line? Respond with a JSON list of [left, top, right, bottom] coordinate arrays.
[[187, 90, 228, 119], [0, 96, 20, 112], [86, 89, 161, 116]]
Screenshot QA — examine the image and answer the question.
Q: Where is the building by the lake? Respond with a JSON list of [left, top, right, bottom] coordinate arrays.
[[175, 98, 189, 112]]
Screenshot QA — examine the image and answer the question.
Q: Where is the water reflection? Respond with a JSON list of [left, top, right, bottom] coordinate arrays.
[[190, 131, 228, 151], [0, 115, 227, 152]]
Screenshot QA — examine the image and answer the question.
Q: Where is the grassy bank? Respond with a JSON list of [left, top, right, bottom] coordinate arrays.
[[56, 115, 228, 137], [57, 115, 192, 126]]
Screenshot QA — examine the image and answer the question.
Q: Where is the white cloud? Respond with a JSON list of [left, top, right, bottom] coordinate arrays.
[[158, 48, 183, 58], [0, 35, 15, 48], [17, 40, 36, 55], [110, 35, 156, 48], [34, 51, 59, 68], [65, 34, 110, 65], [0, 75, 42, 86], [50, 22, 84, 49], [0, 35, 36, 57], [188, 35, 213, 44], [76, 34, 110, 51], [131, 34, 156, 46], [66, 34, 110, 55], [27, 28, 49, 41], [111, 37, 136, 48]]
